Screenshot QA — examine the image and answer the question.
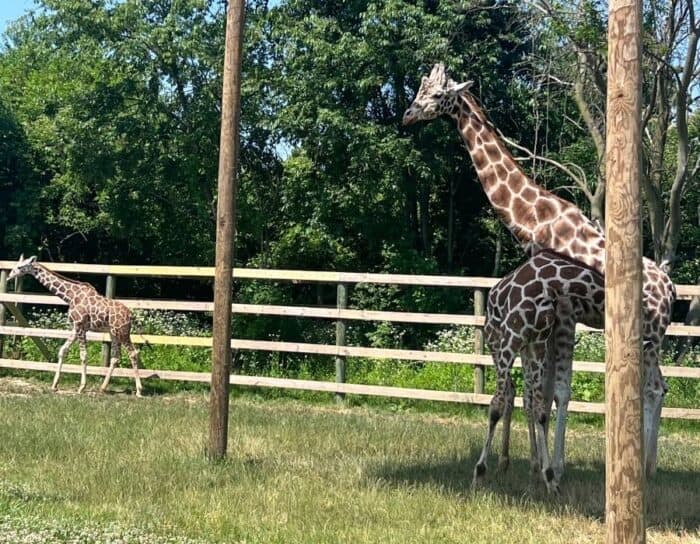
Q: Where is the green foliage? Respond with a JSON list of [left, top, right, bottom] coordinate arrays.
[[8, 302, 698, 407], [0, 0, 279, 265]]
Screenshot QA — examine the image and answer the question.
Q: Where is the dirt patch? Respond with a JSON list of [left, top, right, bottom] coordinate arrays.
[[0, 377, 45, 397]]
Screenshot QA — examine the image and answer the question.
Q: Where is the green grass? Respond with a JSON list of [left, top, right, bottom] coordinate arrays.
[[0, 378, 699, 543]]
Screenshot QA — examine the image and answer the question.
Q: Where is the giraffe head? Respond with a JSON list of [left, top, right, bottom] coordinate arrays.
[[8, 254, 37, 281], [402, 63, 473, 125]]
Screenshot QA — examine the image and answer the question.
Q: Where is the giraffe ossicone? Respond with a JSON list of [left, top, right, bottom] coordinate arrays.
[[8, 255, 143, 397]]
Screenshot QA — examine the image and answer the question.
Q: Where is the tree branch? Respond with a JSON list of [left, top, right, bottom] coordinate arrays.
[[500, 133, 594, 201]]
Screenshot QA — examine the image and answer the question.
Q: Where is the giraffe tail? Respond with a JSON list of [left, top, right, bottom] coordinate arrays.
[[130, 311, 154, 351]]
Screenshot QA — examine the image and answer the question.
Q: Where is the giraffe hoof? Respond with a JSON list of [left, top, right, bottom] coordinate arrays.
[[472, 463, 487, 488], [498, 456, 510, 472], [77, 386, 85, 394], [51, 386, 58, 393], [552, 465, 564, 481], [546, 482, 561, 495], [543, 468, 560, 495]]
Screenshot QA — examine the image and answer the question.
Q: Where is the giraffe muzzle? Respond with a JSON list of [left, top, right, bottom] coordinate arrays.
[[402, 109, 418, 126]]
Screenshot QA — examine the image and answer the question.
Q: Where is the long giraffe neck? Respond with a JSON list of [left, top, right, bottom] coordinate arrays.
[[453, 95, 541, 237], [451, 94, 606, 273], [29, 265, 86, 304]]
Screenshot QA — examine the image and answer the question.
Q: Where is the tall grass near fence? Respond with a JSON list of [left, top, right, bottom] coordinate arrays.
[[7, 308, 699, 410]]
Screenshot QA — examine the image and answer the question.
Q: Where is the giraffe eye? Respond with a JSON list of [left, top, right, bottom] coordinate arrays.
[[432, 92, 443, 99]]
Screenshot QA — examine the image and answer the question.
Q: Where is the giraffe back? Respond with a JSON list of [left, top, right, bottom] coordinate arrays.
[[487, 250, 605, 351]]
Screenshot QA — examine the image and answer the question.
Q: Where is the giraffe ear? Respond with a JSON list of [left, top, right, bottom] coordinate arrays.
[[18, 254, 24, 262], [449, 81, 474, 95], [29, 256, 37, 263]]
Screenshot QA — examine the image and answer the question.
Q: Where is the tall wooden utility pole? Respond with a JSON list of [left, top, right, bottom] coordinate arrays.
[[208, 0, 246, 461], [605, 0, 645, 541]]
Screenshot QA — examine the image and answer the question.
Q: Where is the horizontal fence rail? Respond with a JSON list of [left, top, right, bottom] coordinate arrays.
[[1, 325, 699, 379], [0, 291, 698, 337], [0, 261, 698, 419], [1, 260, 698, 298]]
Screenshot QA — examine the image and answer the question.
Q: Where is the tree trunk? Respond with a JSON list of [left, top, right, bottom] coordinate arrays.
[[590, 179, 606, 225], [447, 176, 456, 271], [419, 182, 431, 256], [492, 225, 503, 277]]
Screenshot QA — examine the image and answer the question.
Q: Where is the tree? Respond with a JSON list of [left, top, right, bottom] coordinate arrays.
[[0, 98, 45, 255], [529, 0, 700, 267], [0, 0, 279, 270], [265, 0, 531, 276]]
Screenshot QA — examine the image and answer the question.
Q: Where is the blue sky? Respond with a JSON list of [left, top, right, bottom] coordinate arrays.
[[0, 1, 36, 33]]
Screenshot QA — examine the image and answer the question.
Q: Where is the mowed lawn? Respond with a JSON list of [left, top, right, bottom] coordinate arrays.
[[0, 378, 699, 543]]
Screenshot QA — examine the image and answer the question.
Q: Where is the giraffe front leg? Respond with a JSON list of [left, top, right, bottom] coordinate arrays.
[[53, 330, 77, 392], [77, 332, 88, 394], [100, 339, 120, 394], [125, 341, 143, 398]]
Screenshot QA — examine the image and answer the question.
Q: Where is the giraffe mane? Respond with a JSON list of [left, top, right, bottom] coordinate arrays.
[[35, 264, 97, 290]]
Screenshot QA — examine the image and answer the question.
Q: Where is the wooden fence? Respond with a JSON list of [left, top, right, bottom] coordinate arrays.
[[0, 260, 698, 419]]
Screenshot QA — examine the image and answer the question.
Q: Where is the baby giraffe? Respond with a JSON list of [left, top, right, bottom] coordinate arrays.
[[473, 249, 604, 493], [8, 255, 143, 397]]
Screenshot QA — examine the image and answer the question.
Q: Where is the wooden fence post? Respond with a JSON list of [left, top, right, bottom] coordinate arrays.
[[12, 276, 24, 358], [473, 288, 485, 394], [101, 275, 116, 367], [0, 270, 7, 358], [208, 0, 246, 462], [605, 0, 645, 541], [335, 283, 347, 403], [15, 275, 24, 315]]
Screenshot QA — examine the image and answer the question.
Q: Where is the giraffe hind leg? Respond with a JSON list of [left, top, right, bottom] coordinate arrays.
[[498, 375, 514, 472], [124, 341, 143, 398], [100, 339, 121, 393], [77, 331, 88, 394], [473, 350, 513, 487], [473, 398, 502, 487], [524, 343, 558, 494]]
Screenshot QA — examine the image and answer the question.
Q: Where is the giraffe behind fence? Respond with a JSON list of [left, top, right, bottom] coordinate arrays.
[[8, 255, 143, 397]]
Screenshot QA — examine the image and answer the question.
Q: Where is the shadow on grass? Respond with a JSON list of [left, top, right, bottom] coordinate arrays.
[[370, 447, 700, 532]]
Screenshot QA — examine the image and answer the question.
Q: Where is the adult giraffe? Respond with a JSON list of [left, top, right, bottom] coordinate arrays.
[[403, 63, 675, 480]]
